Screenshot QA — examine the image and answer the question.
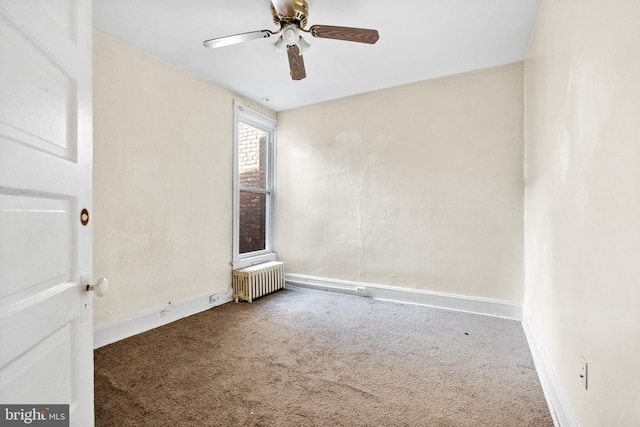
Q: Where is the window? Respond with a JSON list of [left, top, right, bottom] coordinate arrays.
[[233, 101, 277, 268]]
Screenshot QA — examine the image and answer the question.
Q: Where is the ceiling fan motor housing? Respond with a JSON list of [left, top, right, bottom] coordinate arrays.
[[271, 0, 309, 30]]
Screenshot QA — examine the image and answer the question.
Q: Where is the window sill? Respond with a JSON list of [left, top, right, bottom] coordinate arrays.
[[232, 252, 277, 270]]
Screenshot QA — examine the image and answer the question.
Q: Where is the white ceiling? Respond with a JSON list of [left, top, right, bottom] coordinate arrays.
[[93, 0, 540, 112]]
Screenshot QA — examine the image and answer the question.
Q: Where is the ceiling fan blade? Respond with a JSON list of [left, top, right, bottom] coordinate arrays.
[[309, 25, 379, 44], [286, 45, 306, 80], [271, 0, 295, 17], [203, 30, 274, 49]]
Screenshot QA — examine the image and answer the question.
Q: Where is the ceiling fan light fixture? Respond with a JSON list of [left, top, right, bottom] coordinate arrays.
[[297, 35, 310, 53], [282, 26, 298, 45], [273, 36, 285, 53]]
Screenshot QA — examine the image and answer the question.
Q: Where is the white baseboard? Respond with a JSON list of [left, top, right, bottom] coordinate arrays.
[[93, 288, 233, 349], [522, 309, 578, 427], [285, 273, 522, 320]]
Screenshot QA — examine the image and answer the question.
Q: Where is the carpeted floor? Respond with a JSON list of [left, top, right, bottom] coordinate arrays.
[[94, 286, 553, 426]]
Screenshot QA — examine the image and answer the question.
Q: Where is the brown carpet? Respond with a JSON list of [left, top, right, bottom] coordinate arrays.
[[94, 286, 553, 426]]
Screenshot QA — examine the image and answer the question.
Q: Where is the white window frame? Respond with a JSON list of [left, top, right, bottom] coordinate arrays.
[[232, 101, 277, 269]]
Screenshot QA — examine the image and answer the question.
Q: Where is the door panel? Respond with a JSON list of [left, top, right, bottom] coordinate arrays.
[[0, 20, 75, 159], [0, 0, 93, 425], [0, 193, 73, 299], [0, 287, 78, 404]]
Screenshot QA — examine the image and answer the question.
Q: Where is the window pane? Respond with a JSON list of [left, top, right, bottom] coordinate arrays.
[[239, 191, 266, 254], [238, 122, 267, 189]]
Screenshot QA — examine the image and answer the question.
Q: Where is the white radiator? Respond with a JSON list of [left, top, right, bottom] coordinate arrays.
[[232, 261, 285, 303]]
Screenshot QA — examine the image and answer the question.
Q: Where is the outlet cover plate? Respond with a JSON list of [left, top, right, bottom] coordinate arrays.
[[580, 357, 588, 390]]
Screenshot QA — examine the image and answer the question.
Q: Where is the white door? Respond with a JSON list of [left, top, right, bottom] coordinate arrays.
[[0, 1, 94, 426]]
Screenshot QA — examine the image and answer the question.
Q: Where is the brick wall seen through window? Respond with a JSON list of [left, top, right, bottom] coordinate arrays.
[[238, 123, 268, 254]]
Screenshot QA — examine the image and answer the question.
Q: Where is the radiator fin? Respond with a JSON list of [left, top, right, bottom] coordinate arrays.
[[232, 261, 285, 303]]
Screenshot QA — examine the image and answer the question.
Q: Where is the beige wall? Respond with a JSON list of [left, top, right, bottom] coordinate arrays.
[[93, 32, 274, 325], [276, 63, 524, 302], [524, 0, 640, 425]]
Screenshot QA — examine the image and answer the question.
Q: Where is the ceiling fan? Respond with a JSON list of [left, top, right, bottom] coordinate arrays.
[[203, 0, 380, 80]]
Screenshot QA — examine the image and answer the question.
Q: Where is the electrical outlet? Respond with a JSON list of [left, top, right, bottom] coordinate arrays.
[[580, 357, 588, 390], [209, 294, 220, 304], [355, 287, 367, 295]]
